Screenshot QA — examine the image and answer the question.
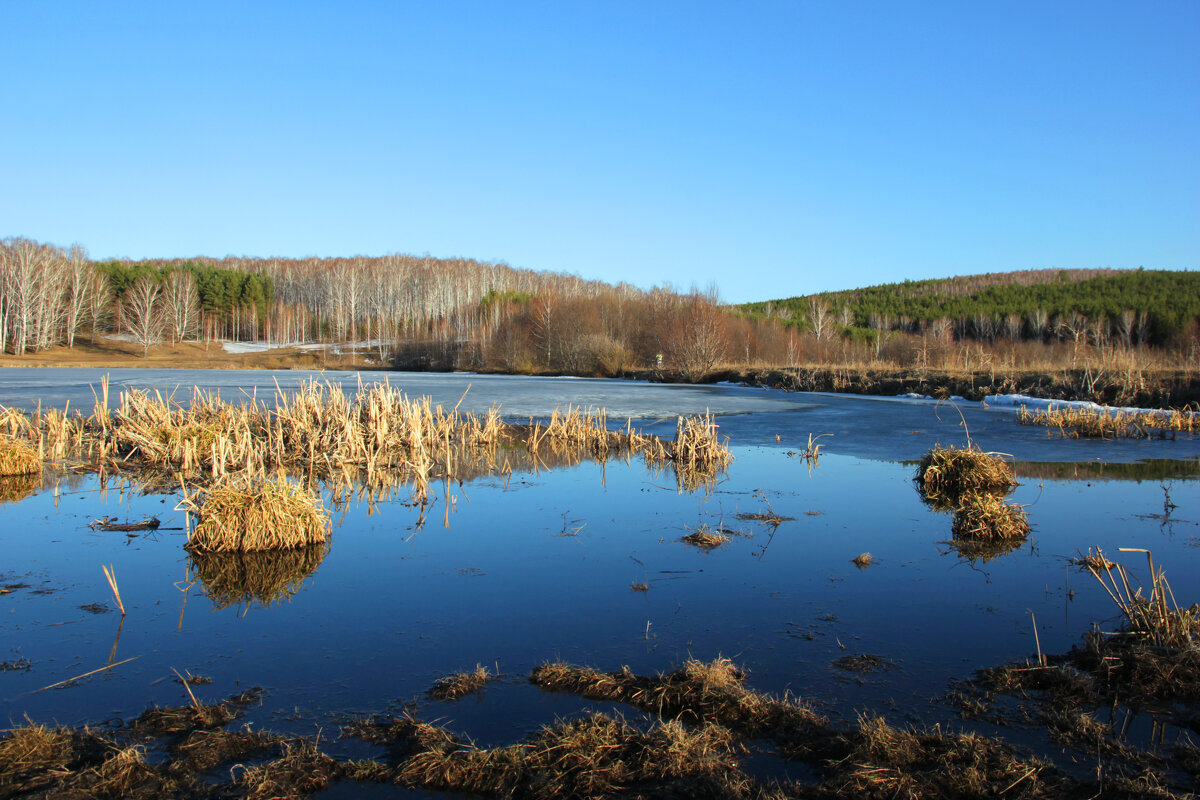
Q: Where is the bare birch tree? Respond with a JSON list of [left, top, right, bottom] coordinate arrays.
[[123, 275, 164, 357]]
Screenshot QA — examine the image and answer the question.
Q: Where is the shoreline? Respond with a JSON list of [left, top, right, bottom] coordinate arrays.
[[2, 338, 1198, 409]]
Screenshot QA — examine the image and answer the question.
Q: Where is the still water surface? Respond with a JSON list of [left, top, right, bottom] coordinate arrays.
[[1, 369, 1198, 769]]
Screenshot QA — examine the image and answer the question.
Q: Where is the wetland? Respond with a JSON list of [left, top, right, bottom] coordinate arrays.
[[1, 368, 1199, 798]]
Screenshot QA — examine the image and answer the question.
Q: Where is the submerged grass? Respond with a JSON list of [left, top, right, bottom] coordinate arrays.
[[181, 477, 331, 552]]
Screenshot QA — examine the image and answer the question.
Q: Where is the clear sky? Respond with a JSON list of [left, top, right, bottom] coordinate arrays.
[[2, 1, 1196, 303]]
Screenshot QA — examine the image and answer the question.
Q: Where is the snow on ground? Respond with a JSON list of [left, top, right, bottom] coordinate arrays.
[[220, 340, 387, 354]]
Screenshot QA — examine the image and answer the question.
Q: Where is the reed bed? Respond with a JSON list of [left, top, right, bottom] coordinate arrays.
[[1018, 403, 1198, 439], [181, 477, 331, 553], [187, 544, 329, 608], [950, 492, 1031, 542], [2, 380, 733, 505], [681, 524, 732, 548]]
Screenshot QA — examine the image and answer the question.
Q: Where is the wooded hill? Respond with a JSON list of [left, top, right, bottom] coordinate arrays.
[[739, 269, 1200, 348]]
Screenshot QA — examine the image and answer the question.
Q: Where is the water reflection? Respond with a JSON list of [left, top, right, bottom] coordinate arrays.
[[187, 544, 330, 609], [0, 473, 39, 504]]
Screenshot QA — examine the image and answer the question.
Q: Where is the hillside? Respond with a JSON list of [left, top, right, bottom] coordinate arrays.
[[740, 268, 1200, 346]]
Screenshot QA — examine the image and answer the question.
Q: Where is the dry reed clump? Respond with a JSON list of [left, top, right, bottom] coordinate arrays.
[[187, 545, 329, 608], [170, 727, 284, 772], [0, 435, 41, 477], [233, 738, 343, 800], [825, 713, 1061, 800], [427, 665, 494, 701], [0, 723, 89, 791], [1069, 548, 1200, 705], [181, 477, 330, 553], [530, 657, 826, 750], [1018, 404, 1198, 439], [131, 687, 263, 737], [950, 492, 1031, 542], [382, 711, 748, 800], [916, 445, 1016, 501], [682, 525, 732, 548]]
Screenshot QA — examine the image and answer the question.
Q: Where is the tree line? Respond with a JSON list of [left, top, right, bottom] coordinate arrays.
[[740, 269, 1200, 350]]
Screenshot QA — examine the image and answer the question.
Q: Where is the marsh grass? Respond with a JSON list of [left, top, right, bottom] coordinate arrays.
[[1018, 404, 1198, 439], [0, 434, 40, 476], [187, 544, 329, 608], [181, 477, 331, 552], [530, 657, 826, 747], [380, 711, 748, 800], [427, 665, 494, 701], [916, 445, 1016, 501], [2, 380, 733, 505], [951, 492, 1031, 542]]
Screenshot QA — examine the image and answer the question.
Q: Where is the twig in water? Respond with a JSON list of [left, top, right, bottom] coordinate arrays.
[[102, 563, 125, 616], [172, 667, 203, 710], [25, 657, 139, 694]]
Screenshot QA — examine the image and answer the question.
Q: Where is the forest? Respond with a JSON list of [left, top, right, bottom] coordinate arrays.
[[2, 237, 1198, 387]]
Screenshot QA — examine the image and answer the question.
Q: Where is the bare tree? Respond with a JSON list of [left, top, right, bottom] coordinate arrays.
[[808, 297, 831, 341], [123, 275, 164, 357], [161, 270, 200, 343], [62, 245, 92, 348]]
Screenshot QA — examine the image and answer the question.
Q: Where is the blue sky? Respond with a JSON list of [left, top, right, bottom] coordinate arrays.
[[2, 1, 1196, 303]]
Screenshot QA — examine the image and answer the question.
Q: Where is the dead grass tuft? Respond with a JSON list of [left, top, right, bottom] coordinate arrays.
[[530, 658, 825, 750], [428, 664, 494, 701], [830, 713, 1059, 799], [682, 525, 732, 548], [181, 477, 331, 552], [171, 727, 283, 772], [917, 445, 1016, 501], [0, 435, 40, 477], [851, 552, 874, 568], [234, 737, 343, 800], [389, 711, 748, 800], [951, 492, 1031, 542]]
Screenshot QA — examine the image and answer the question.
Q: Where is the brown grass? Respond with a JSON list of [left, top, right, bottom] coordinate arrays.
[[181, 477, 331, 552], [427, 665, 494, 701], [188, 545, 329, 608], [387, 711, 748, 800], [827, 713, 1060, 799], [681, 525, 732, 548], [951, 492, 1031, 542], [1018, 404, 1198, 439], [916, 445, 1016, 500], [0, 435, 40, 477], [851, 552, 874, 568], [233, 738, 343, 800], [530, 657, 826, 749]]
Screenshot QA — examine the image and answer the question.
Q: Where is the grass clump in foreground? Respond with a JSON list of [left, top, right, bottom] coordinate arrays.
[[181, 477, 331, 552], [0, 435, 40, 477], [916, 445, 1016, 503], [427, 665, 495, 701]]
